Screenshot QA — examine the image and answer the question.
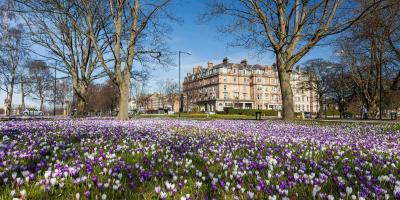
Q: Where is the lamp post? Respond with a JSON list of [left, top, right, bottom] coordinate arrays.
[[54, 63, 57, 116], [178, 51, 191, 117]]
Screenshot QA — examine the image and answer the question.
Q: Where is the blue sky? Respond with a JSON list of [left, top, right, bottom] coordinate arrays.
[[1, 0, 335, 109], [149, 0, 335, 91]]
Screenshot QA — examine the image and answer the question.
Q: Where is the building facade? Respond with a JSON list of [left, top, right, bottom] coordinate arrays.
[[183, 58, 319, 112], [129, 93, 180, 114]]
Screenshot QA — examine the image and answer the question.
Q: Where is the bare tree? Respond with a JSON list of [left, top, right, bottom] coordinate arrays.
[[50, 78, 72, 111], [18, 66, 33, 110], [202, 0, 382, 120], [82, 0, 174, 120], [27, 60, 53, 111], [17, 0, 108, 116], [0, 0, 27, 115], [326, 64, 354, 118], [337, 0, 396, 118], [131, 76, 149, 112], [163, 79, 178, 111], [300, 59, 336, 118], [87, 80, 119, 114], [381, 0, 400, 90]]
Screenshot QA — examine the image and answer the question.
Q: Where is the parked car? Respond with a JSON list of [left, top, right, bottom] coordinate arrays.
[[23, 108, 44, 116], [111, 110, 119, 116], [303, 112, 312, 119]]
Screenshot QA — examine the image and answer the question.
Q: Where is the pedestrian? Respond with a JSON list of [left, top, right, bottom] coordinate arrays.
[[362, 105, 368, 119]]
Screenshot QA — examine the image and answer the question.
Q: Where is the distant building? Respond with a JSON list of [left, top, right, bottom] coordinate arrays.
[[147, 93, 163, 112], [183, 58, 319, 112], [129, 93, 180, 114]]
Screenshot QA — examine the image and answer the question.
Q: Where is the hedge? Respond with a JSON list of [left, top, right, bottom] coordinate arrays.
[[222, 107, 278, 116], [326, 109, 340, 116]]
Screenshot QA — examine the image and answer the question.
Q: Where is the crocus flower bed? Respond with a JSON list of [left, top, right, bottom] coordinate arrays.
[[0, 119, 399, 200]]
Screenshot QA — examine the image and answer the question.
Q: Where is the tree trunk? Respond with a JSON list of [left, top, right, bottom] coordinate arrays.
[[391, 70, 400, 90], [6, 92, 12, 116], [117, 82, 129, 120], [77, 99, 86, 116], [7, 83, 15, 116], [368, 101, 379, 119], [21, 82, 25, 110], [317, 97, 324, 119], [72, 81, 89, 116], [339, 101, 345, 119], [40, 98, 44, 111], [276, 62, 295, 120]]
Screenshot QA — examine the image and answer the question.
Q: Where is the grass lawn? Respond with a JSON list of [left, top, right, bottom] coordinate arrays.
[[138, 113, 268, 120]]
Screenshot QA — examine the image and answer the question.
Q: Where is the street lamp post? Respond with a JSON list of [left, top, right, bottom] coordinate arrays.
[[178, 51, 192, 118], [54, 63, 57, 116]]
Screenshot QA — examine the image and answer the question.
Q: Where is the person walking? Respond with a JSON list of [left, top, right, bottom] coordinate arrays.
[[362, 105, 368, 120]]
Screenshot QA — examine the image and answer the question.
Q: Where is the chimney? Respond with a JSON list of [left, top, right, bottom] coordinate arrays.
[[223, 57, 228, 65], [208, 61, 213, 69], [240, 59, 248, 66]]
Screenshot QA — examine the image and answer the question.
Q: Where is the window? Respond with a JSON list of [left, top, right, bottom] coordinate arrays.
[[224, 93, 228, 100], [257, 94, 261, 100], [224, 76, 227, 82], [257, 78, 262, 83], [233, 77, 237, 82], [224, 85, 227, 91]]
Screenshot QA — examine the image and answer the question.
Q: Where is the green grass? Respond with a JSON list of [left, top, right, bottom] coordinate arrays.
[[138, 113, 259, 120], [386, 123, 400, 132]]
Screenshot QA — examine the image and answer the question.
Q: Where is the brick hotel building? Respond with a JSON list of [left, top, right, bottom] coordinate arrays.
[[183, 58, 319, 112]]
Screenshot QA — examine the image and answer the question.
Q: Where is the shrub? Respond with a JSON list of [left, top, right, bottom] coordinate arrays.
[[326, 109, 340, 116], [223, 107, 278, 116]]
